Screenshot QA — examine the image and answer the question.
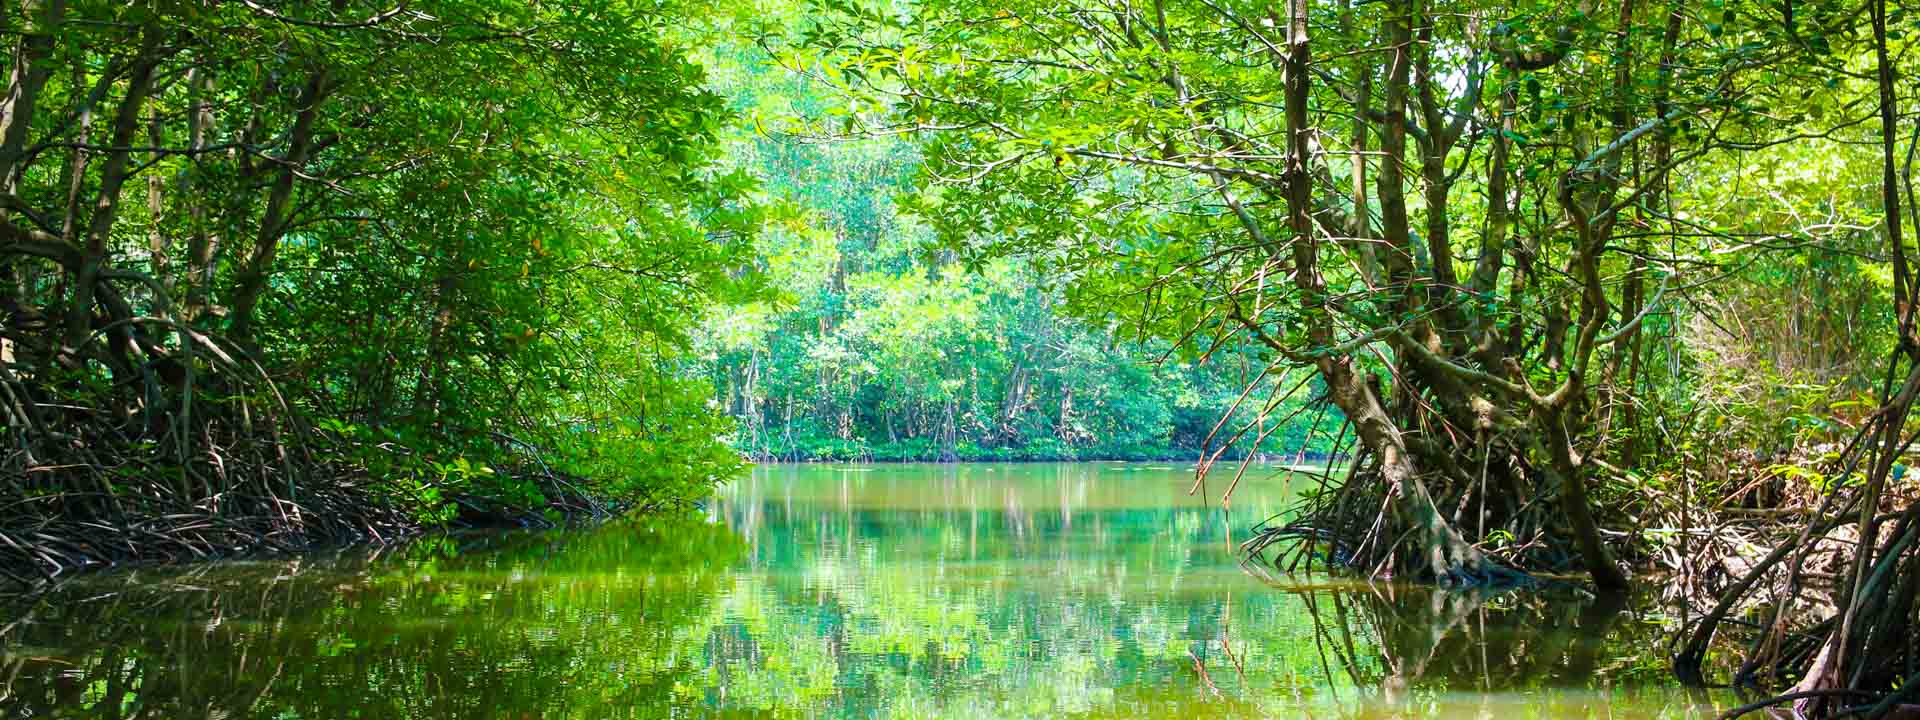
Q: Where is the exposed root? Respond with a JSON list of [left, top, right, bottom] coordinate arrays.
[[1237, 452, 1555, 589], [1676, 358, 1920, 717], [0, 274, 639, 589]]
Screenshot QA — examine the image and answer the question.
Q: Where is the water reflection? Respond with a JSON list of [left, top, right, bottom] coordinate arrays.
[[2, 463, 1723, 718]]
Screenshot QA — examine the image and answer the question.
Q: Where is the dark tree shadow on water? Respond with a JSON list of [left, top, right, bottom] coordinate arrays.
[[0, 517, 747, 720], [1276, 576, 1727, 716]]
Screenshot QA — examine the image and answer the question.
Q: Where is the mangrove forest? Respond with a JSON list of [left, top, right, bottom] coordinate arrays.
[[2, 0, 1920, 717]]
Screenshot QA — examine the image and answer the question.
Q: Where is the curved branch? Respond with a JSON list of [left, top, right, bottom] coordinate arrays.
[[240, 1, 412, 30]]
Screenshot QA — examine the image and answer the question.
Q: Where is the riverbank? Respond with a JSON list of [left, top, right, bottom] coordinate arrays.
[[0, 428, 697, 591]]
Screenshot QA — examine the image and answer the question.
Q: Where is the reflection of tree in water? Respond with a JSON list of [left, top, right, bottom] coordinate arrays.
[[1275, 579, 1727, 717], [689, 481, 1705, 718], [0, 516, 746, 719], [1, 473, 1720, 720], [1309, 587, 1626, 691], [692, 499, 1709, 718]]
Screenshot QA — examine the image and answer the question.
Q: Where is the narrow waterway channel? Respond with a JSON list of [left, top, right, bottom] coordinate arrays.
[[2, 463, 1728, 718]]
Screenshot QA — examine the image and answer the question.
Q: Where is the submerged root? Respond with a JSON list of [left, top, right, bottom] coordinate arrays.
[[1242, 517, 1537, 590], [0, 409, 623, 589], [1237, 441, 1627, 589], [0, 277, 619, 589], [0, 400, 409, 586]]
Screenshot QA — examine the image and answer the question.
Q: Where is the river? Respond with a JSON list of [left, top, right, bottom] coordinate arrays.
[[1, 462, 1727, 718]]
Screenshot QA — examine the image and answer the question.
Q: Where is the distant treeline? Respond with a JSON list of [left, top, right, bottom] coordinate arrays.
[[694, 56, 1343, 462], [710, 311, 1349, 462]]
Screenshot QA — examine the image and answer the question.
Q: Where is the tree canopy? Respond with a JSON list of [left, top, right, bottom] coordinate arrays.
[[763, 0, 1920, 707], [5, 0, 1920, 712], [0, 0, 761, 576], [693, 44, 1345, 462]]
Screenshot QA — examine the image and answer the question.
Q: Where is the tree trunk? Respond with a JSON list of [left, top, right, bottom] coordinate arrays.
[[229, 69, 329, 343], [64, 31, 162, 358], [0, 0, 67, 188], [182, 67, 219, 318]]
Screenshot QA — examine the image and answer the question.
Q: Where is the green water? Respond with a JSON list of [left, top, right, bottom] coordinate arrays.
[[0, 463, 1727, 718]]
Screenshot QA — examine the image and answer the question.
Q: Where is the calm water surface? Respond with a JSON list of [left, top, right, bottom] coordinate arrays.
[[1, 463, 1728, 718]]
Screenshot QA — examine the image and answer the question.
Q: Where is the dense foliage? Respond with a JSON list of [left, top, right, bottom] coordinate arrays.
[[692, 59, 1345, 461], [0, 1, 759, 580], [7, 0, 1920, 713], [766, 0, 1920, 710]]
